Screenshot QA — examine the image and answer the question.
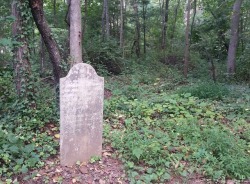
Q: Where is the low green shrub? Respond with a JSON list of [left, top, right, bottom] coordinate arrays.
[[0, 69, 16, 111], [0, 71, 59, 177], [104, 91, 250, 182], [236, 59, 250, 82], [177, 82, 230, 100], [0, 128, 42, 176], [0, 103, 58, 177], [200, 128, 250, 179], [85, 37, 124, 75], [236, 43, 250, 82]]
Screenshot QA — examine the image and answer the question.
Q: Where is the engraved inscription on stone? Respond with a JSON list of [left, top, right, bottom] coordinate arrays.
[[60, 63, 104, 166]]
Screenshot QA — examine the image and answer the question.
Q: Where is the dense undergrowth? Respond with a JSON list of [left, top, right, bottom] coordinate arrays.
[[0, 60, 250, 183], [0, 68, 59, 178], [103, 62, 250, 182]]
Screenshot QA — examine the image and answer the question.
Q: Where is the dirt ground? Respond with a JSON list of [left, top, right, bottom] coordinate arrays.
[[12, 145, 250, 184]]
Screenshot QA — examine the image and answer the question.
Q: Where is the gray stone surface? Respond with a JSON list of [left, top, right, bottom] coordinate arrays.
[[60, 63, 104, 166]]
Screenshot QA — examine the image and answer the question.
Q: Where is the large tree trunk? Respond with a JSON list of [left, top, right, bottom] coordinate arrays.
[[142, 1, 147, 54], [110, 13, 115, 37], [102, 0, 110, 40], [12, 0, 31, 96], [101, 1, 105, 39], [161, 0, 169, 50], [132, 0, 140, 57], [116, 12, 119, 39], [65, 0, 70, 58], [190, 0, 197, 44], [120, 0, 124, 49], [227, 0, 243, 75], [184, 0, 191, 78], [40, 36, 45, 77], [28, 0, 61, 85], [69, 0, 83, 65]]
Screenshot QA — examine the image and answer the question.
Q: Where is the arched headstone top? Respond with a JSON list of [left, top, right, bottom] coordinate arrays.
[[61, 63, 103, 82]]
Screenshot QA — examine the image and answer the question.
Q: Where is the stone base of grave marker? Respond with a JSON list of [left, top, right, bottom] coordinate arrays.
[[60, 63, 104, 166]]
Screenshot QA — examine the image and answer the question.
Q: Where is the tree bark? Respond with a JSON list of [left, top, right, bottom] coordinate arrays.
[[240, 12, 244, 52], [210, 57, 216, 82], [65, 0, 70, 58], [28, 0, 61, 85], [102, 0, 105, 39], [102, 0, 110, 40], [190, 0, 196, 44], [116, 11, 119, 39], [70, 0, 82, 65], [227, 0, 243, 75], [161, 0, 169, 50], [40, 36, 45, 77], [133, 0, 140, 57], [142, 1, 147, 54], [120, 0, 124, 49], [12, 0, 31, 96], [205, 50, 216, 82], [184, 0, 191, 78]]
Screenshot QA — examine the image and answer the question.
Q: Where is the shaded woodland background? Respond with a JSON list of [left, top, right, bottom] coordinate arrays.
[[1, 0, 250, 87], [0, 0, 250, 183]]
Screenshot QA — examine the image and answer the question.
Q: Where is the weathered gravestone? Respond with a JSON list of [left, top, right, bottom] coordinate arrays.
[[60, 63, 104, 166]]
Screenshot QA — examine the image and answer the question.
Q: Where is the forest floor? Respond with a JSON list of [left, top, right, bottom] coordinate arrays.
[[1, 64, 250, 184], [15, 145, 128, 184], [13, 129, 250, 184], [14, 87, 250, 184], [13, 143, 239, 184]]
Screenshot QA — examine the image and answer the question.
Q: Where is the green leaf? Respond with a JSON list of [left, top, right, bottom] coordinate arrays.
[[23, 144, 35, 153], [180, 170, 188, 177], [132, 148, 143, 159], [0, 38, 12, 47], [9, 145, 19, 153], [127, 161, 134, 168], [162, 172, 171, 180], [21, 165, 28, 174], [16, 158, 24, 165], [183, 93, 192, 98]]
